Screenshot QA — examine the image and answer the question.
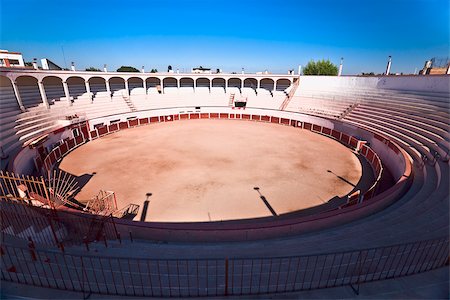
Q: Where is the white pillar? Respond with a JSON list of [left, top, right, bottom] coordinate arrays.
[[85, 80, 92, 102], [273, 81, 277, 92], [103, 64, 107, 72], [225, 79, 228, 93], [106, 79, 111, 98], [71, 62, 76, 71], [385, 56, 392, 75], [338, 58, 343, 76], [12, 81, 25, 111], [32, 59, 38, 70], [240, 80, 244, 91], [209, 80, 212, 93], [62, 81, 72, 106], [143, 80, 147, 94], [193, 80, 196, 92], [124, 80, 130, 97], [141, 66, 145, 73], [257, 79, 260, 89], [38, 81, 50, 109]]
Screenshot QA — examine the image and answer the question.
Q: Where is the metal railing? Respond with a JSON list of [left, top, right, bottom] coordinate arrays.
[[1, 237, 448, 297]]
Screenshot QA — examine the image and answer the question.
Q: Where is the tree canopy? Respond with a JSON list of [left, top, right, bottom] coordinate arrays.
[[116, 66, 140, 72], [303, 59, 338, 76], [150, 68, 158, 73], [85, 67, 101, 72]]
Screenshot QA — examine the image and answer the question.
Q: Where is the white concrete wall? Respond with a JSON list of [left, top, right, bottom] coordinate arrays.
[[297, 75, 449, 93]]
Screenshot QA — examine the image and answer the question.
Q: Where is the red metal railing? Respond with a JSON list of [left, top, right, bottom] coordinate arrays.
[[0, 236, 447, 297]]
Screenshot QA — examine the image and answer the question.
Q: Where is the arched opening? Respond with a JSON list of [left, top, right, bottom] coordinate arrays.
[[146, 77, 161, 94], [180, 77, 194, 93], [66, 76, 86, 100], [196, 78, 210, 88], [128, 77, 144, 95], [211, 78, 226, 93], [88, 77, 107, 96], [259, 78, 274, 93], [243, 78, 257, 89], [42, 76, 64, 104], [243, 78, 257, 95], [180, 77, 194, 87], [276, 78, 291, 91], [163, 77, 178, 93], [0, 75, 19, 110], [109, 77, 126, 96], [227, 78, 241, 88], [16, 76, 40, 108], [195, 78, 210, 93]]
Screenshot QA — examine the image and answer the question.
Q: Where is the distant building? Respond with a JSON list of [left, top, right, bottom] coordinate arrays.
[[0, 50, 25, 68], [41, 58, 62, 70], [192, 66, 212, 74], [419, 57, 450, 75]]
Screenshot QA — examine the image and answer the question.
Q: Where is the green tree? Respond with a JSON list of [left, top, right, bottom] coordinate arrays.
[[303, 59, 338, 75], [85, 67, 101, 72], [150, 68, 158, 73], [116, 66, 140, 72]]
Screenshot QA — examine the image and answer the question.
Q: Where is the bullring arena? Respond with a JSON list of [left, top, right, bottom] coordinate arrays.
[[60, 119, 363, 222], [0, 68, 449, 298]]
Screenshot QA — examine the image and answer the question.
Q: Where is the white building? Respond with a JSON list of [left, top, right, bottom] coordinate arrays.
[[0, 50, 25, 68]]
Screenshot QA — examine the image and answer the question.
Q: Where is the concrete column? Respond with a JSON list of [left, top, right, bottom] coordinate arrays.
[[11, 81, 25, 111], [209, 80, 212, 93], [38, 81, 50, 109], [240, 80, 244, 90], [105, 79, 111, 99], [85, 80, 92, 102], [338, 58, 343, 76], [273, 81, 277, 92], [176, 79, 180, 89], [143, 80, 147, 94], [298, 65, 302, 75], [225, 79, 228, 93], [62, 81, 72, 106], [193, 80, 196, 92], [385, 56, 392, 75], [103, 64, 107, 72], [124, 80, 129, 97], [257, 79, 260, 89], [71, 62, 76, 71]]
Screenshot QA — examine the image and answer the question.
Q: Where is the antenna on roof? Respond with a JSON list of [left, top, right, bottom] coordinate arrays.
[[61, 46, 67, 69]]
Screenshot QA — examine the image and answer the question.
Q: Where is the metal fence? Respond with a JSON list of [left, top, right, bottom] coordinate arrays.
[[1, 237, 448, 297]]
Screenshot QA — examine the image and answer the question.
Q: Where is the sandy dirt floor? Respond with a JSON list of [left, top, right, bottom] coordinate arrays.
[[59, 119, 362, 222]]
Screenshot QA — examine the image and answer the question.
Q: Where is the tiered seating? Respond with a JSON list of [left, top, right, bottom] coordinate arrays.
[[0, 86, 21, 158], [17, 85, 43, 108], [44, 84, 65, 103], [67, 83, 86, 100], [15, 105, 66, 142], [1, 73, 449, 298]]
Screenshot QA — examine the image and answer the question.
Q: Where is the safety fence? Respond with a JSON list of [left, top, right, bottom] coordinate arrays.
[[0, 199, 120, 248], [1, 237, 448, 297]]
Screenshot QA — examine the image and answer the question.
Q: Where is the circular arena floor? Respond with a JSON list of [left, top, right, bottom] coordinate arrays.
[[59, 119, 362, 222]]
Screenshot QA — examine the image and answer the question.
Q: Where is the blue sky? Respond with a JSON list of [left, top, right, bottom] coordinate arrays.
[[1, 0, 449, 74]]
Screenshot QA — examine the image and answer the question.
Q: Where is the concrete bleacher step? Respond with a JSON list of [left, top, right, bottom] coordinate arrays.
[[349, 110, 450, 155], [354, 106, 450, 141]]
